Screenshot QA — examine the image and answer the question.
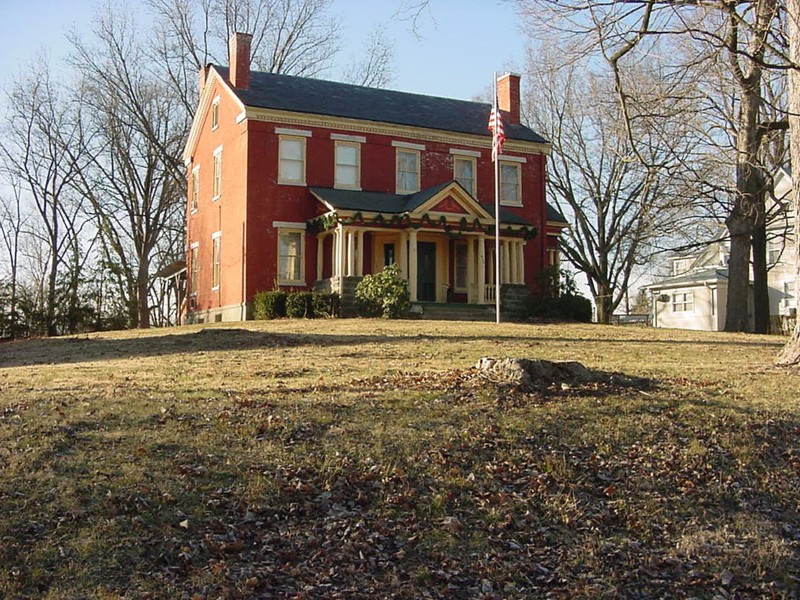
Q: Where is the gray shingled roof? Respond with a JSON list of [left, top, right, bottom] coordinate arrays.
[[546, 203, 567, 224], [215, 66, 548, 144], [309, 183, 531, 225], [649, 268, 732, 289]]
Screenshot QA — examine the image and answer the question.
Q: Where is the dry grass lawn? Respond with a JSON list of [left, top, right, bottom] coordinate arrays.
[[0, 319, 798, 598]]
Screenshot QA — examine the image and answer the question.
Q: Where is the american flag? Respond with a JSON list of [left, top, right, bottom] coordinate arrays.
[[488, 106, 505, 161]]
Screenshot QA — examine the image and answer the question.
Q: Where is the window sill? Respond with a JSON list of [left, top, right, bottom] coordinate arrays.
[[499, 201, 523, 207], [278, 280, 306, 287], [278, 181, 307, 187], [212, 286, 220, 292], [190, 208, 198, 215], [212, 196, 220, 202], [334, 185, 362, 191]]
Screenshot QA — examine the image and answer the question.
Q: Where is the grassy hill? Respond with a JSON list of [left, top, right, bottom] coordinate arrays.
[[0, 320, 798, 598]]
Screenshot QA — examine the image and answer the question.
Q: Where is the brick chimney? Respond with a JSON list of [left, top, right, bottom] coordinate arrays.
[[229, 32, 253, 89], [497, 72, 521, 125]]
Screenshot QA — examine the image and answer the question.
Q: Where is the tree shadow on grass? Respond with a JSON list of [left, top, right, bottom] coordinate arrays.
[[0, 325, 787, 369]]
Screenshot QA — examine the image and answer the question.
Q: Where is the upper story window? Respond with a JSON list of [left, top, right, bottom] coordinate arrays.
[[768, 238, 784, 264], [279, 136, 307, 185], [672, 258, 692, 276], [396, 149, 420, 194], [335, 141, 360, 189], [212, 147, 222, 200], [190, 166, 199, 212], [500, 161, 521, 206], [453, 156, 476, 196], [211, 97, 220, 130], [211, 232, 221, 290]]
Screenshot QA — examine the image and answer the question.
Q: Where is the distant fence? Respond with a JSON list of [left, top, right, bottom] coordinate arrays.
[[610, 313, 652, 327]]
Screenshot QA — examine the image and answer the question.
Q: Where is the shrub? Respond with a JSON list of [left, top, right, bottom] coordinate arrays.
[[355, 264, 410, 318], [286, 292, 314, 318], [312, 292, 340, 318], [253, 290, 286, 319], [528, 294, 592, 322]]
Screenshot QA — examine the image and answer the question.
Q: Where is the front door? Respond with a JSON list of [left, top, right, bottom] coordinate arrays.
[[417, 242, 437, 302]]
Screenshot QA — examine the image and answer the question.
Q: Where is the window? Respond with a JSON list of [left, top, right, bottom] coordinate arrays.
[[190, 167, 199, 212], [211, 98, 219, 130], [396, 149, 420, 194], [211, 233, 221, 290], [454, 156, 476, 196], [672, 291, 693, 312], [190, 244, 199, 296], [500, 162, 521, 205], [768, 238, 783, 264], [335, 142, 360, 189], [383, 243, 395, 267], [212, 148, 222, 200], [454, 242, 468, 292], [784, 281, 796, 309], [278, 230, 304, 284], [672, 258, 692, 276], [279, 136, 306, 185]]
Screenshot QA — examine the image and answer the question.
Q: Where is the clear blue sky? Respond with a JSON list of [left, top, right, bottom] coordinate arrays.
[[1, 0, 529, 103]]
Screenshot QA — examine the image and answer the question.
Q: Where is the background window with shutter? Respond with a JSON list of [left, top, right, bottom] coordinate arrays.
[[279, 136, 306, 185], [190, 244, 199, 295], [278, 230, 305, 284], [211, 234, 221, 290], [190, 167, 199, 211], [500, 162, 521, 206], [454, 156, 476, 196], [212, 149, 222, 200], [335, 142, 360, 189], [396, 149, 420, 194]]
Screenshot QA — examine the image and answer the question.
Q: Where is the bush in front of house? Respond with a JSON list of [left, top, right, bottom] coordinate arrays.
[[253, 290, 286, 319], [312, 292, 340, 318], [355, 264, 410, 318], [528, 267, 592, 322], [286, 292, 314, 318]]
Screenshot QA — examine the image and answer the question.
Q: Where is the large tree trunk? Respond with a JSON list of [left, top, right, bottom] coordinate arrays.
[[594, 284, 613, 324], [725, 225, 753, 331], [778, 0, 800, 365], [137, 261, 151, 329], [752, 222, 770, 333]]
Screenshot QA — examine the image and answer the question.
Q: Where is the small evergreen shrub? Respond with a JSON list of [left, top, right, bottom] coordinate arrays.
[[253, 290, 286, 319], [528, 267, 592, 322], [312, 292, 340, 318], [286, 292, 314, 318], [355, 264, 411, 318]]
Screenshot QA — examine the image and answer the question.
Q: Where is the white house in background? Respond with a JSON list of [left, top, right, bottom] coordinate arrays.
[[649, 166, 796, 333]]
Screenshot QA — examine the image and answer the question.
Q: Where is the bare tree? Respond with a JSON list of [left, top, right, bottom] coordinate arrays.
[[526, 52, 699, 322], [69, 8, 188, 329], [0, 60, 89, 336], [515, 0, 788, 333], [0, 179, 28, 337], [341, 26, 395, 88]]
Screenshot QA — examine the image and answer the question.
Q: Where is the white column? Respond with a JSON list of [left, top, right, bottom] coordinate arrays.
[[357, 229, 365, 276], [509, 240, 518, 284], [517, 241, 525, 284], [487, 246, 494, 299], [477, 235, 486, 304], [466, 237, 475, 303], [408, 229, 418, 302], [316, 234, 324, 281], [346, 229, 356, 276], [502, 240, 511, 284], [337, 224, 346, 278], [399, 232, 408, 278]]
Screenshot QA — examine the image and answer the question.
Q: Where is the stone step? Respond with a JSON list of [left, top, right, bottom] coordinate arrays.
[[415, 303, 497, 322]]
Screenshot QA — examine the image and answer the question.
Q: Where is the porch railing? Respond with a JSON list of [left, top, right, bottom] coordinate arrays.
[[484, 284, 496, 304]]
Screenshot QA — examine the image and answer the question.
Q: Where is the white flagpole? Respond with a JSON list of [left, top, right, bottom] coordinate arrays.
[[493, 73, 501, 324]]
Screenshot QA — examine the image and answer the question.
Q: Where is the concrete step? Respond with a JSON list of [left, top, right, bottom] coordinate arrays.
[[415, 303, 496, 322]]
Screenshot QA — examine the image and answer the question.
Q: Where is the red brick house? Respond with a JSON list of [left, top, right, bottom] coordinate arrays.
[[183, 33, 565, 323]]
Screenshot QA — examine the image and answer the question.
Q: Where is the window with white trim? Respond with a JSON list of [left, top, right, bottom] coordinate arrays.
[[784, 280, 796, 309], [278, 230, 305, 284], [190, 244, 199, 296], [672, 290, 693, 312], [454, 156, 476, 196], [454, 242, 468, 292], [396, 149, 420, 194], [672, 258, 692, 276], [211, 98, 220, 130], [212, 149, 222, 200], [211, 234, 221, 290], [190, 167, 199, 212], [768, 238, 783, 264], [335, 141, 360, 189], [500, 162, 521, 206], [279, 136, 306, 185]]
